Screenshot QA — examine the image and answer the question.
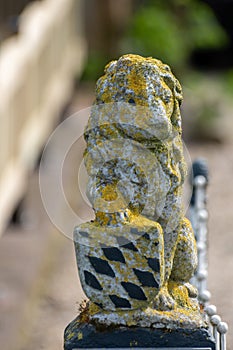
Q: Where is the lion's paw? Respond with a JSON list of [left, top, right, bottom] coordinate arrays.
[[153, 287, 176, 311], [184, 282, 198, 298]]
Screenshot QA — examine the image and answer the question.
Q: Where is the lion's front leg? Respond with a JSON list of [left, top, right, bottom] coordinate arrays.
[[170, 217, 198, 283], [167, 218, 198, 308], [153, 218, 198, 311]]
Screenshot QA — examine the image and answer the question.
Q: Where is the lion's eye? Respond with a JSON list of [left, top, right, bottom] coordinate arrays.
[[128, 98, 136, 104], [96, 98, 105, 104]]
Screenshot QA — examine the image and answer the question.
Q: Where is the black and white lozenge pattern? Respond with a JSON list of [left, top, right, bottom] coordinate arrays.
[[74, 222, 164, 311]]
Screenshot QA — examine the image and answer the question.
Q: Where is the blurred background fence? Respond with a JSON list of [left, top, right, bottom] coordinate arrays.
[[0, 0, 86, 236]]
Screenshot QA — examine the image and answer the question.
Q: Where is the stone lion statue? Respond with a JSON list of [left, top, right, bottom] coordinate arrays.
[[74, 54, 199, 324]]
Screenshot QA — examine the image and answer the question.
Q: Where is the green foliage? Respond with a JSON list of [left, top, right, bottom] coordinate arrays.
[[188, 1, 229, 49], [82, 0, 229, 80], [122, 4, 187, 68], [81, 52, 108, 82], [224, 69, 233, 95], [123, 0, 229, 71]]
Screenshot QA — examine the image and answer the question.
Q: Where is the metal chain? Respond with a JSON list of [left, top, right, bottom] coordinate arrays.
[[189, 159, 228, 350]]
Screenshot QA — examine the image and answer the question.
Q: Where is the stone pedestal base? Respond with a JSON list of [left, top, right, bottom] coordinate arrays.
[[64, 317, 215, 350]]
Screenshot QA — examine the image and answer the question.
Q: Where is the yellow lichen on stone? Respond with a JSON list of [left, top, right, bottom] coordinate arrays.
[[168, 281, 197, 311], [77, 332, 83, 340], [88, 302, 101, 316], [66, 331, 75, 341], [130, 340, 138, 347]]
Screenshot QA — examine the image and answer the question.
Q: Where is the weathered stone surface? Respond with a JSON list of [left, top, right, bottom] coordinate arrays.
[[64, 316, 215, 350], [72, 54, 203, 330]]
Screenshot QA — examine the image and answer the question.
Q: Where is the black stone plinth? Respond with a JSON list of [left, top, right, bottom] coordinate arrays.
[[64, 316, 216, 350]]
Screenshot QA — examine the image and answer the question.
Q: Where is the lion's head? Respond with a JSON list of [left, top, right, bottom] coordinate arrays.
[[84, 55, 186, 229]]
